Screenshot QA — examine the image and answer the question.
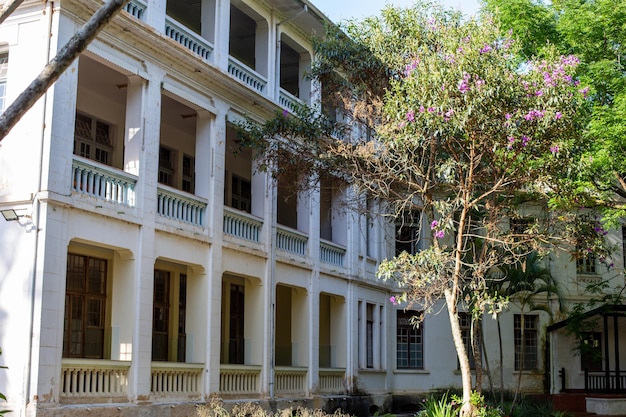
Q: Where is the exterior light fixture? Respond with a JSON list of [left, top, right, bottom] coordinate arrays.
[[1, 209, 19, 221]]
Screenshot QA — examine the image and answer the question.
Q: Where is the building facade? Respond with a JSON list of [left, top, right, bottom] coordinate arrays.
[[0, 0, 624, 416]]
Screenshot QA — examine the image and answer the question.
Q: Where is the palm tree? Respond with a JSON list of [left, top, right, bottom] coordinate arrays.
[[489, 251, 563, 409]]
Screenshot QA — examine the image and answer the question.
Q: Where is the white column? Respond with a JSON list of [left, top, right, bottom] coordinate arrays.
[[255, 20, 269, 78], [195, 110, 213, 200], [212, 0, 230, 71], [123, 75, 144, 176], [205, 102, 228, 394], [201, 0, 217, 44], [145, 0, 166, 33], [299, 52, 311, 104], [128, 65, 164, 400]]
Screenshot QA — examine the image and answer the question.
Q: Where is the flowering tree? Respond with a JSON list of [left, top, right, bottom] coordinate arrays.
[[484, 0, 626, 224], [239, 3, 593, 415]]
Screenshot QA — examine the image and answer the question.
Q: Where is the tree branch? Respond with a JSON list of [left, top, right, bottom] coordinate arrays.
[[0, 0, 24, 26], [0, 0, 130, 142]]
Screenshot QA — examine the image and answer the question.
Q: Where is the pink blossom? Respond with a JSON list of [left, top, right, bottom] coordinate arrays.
[[434, 230, 445, 239], [555, 112, 562, 120], [430, 220, 438, 229], [282, 109, 289, 116], [406, 110, 415, 122], [579, 86, 590, 97], [550, 145, 559, 154], [389, 296, 397, 305], [419, 105, 425, 113], [521, 135, 530, 147], [480, 44, 492, 54]]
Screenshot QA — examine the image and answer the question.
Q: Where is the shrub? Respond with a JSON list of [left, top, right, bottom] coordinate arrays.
[[196, 397, 352, 417]]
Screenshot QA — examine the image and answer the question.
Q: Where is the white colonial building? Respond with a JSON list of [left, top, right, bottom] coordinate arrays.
[[0, 0, 624, 416]]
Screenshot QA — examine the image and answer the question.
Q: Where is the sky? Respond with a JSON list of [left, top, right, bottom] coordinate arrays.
[[311, 0, 482, 22]]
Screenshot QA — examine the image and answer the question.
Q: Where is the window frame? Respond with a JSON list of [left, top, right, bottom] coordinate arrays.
[[396, 310, 424, 370], [458, 312, 480, 370], [0, 50, 8, 111], [514, 314, 538, 371], [74, 112, 115, 166], [152, 266, 188, 363], [63, 253, 109, 359], [395, 210, 423, 256], [580, 331, 603, 372]]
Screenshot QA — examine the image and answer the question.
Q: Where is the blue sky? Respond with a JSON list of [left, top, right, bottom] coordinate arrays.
[[311, 0, 482, 22]]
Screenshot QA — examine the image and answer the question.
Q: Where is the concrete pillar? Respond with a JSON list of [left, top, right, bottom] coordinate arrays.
[[123, 75, 145, 176]]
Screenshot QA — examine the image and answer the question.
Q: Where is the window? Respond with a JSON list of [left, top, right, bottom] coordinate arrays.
[[182, 154, 195, 193], [580, 332, 603, 371], [152, 268, 187, 362], [366, 304, 374, 368], [63, 253, 107, 359], [397, 310, 423, 369], [0, 51, 7, 111], [359, 301, 384, 369], [231, 174, 251, 213], [74, 113, 114, 165], [158, 146, 175, 187], [228, 283, 245, 364], [514, 314, 538, 370], [576, 249, 596, 274], [177, 274, 187, 363], [459, 312, 480, 369], [510, 217, 533, 236], [395, 211, 422, 255]]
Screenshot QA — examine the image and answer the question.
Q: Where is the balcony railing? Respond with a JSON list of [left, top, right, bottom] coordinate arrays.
[[585, 369, 626, 393], [318, 368, 345, 393], [320, 240, 346, 266], [151, 362, 204, 396], [279, 89, 303, 113], [219, 364, 261, 396], [165, 16, 213, 61], [223, 207, 263, 243], [274, 366, 307, 396], [276, 226, 308, 256], [72, 158, 137, 207], [228, 57, 267, 94], [60, 358, 130, 399], [125, 0, 146, 20], [157, 186, 207, 226]]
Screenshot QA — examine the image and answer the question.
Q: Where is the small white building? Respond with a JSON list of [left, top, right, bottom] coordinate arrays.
[[0, 0, 624, 416]]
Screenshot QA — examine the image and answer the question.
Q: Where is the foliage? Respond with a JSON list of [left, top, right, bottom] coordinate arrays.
[[196, 397, 352, 417], [238, 2, 599, 415], [417, 392, 458, 417], [484, 0, 626, 222], [417, 391, 504, 417]]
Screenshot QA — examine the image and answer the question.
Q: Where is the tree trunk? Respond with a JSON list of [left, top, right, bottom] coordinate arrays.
[[512, 313, 525, 412], [480, 324, 496, 401], [445, 289, 474, 417], [497, 316, 504, 406], [472, 316, 483, 394], [0, 0, 130, 141]]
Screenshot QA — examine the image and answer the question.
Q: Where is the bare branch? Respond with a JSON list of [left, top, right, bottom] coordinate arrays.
[[0, 0, 24, 26], [0, 0, 130, 142]]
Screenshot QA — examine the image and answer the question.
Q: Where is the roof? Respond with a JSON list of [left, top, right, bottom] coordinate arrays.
[[547, 304, 626, 332]]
